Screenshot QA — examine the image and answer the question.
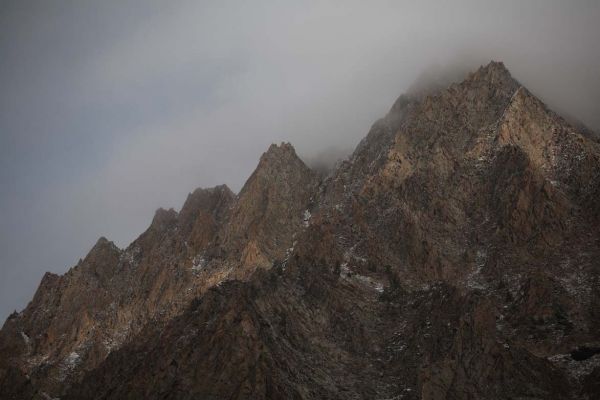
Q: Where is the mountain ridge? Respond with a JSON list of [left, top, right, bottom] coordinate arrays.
[[0, 141, 318, 397], [1, 61, 599, 399]]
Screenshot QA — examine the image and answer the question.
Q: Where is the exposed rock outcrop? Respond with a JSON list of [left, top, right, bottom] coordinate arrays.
[[0, 145, 318, 396], [221, 142, 319, 270], [2, 61, 600, 399]]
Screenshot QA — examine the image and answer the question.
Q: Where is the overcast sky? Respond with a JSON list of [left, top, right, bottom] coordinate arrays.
[[1, 0, 599, 322]]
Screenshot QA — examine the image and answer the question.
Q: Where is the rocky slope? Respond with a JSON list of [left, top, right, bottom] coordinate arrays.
[[0, 144, 318, 398], [2, 61, 599, 399], [221, 142, 318, 270]]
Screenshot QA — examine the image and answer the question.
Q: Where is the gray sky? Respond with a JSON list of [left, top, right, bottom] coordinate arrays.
[[1, 0, 599, 322]]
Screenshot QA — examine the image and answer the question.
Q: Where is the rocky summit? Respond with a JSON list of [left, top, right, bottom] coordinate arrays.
[[1, 61, 599, 400]]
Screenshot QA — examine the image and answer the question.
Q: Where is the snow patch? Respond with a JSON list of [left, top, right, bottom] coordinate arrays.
[[57, 350, 82, 382], [466, 249, 488, 290], [340, 263, 385, 293], [340, 262, 350, 276], [65, 351, 80, 367], [302, 209, 312, 227], [191, 254, 207, 272], [548, 353, 600, 380], [102, 337, 120, 352], [120, 245, 141, 266]]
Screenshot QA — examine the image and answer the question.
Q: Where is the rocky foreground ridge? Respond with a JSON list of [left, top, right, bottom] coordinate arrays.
[[1, 61, 599, 399]]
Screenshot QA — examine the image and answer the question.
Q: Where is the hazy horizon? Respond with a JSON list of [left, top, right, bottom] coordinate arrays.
[[1, 1, 599, 322]]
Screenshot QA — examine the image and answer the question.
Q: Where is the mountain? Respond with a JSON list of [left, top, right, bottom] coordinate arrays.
[[221, 142, 318, 270], [0, 144, 317, 398], [2, 61, 599, 400]]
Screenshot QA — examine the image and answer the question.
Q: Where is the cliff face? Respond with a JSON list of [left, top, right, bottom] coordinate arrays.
[[0, 186, 236, 395], [0, 145, 318, 397], [2, 61, 600, 400], [314, 62, 598, 286], [221, 142, 318, 270]]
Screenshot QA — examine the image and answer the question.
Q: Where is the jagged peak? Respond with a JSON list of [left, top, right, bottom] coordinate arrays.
[[40, 271, 60, 284], [89, 236, 120, 254], [185, 184, 234, 202], [179, 184, 235, 229], [466, 60, 517, 87], [239, 142, 314, 195], [94, 236, 110, 247], [260, 142, 299, 163], [150, 207, 178, 229], [482, 60, 510, 74], [221, 140, 319, 263], [85, 236, 121, 259], [383, 61, 519, 130], [259, 142, 312, 170], [182, 185, 233, 208], [210, 184, 233, 195]]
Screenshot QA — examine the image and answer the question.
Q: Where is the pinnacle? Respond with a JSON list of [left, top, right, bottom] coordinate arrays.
[[90, 236, 118, 252], [250, 142, 310, 178], [95, 236, 110, 245], [262, 142, 297, 160], [150, 207, 178, 228], [469, 60, 518, 87], [88, 236, 120, 256], [483, 60, 510, 74], [187, 184, 233, 199]]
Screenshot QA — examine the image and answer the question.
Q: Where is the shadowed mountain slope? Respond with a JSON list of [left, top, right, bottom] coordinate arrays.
[[2, 61, 599, 400]]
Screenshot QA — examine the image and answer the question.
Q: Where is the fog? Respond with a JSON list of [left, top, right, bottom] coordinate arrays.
[[1, 0, 599, 321]]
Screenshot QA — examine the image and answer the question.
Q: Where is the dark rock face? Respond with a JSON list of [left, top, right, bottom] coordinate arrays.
[[221, 143, 319, 270], [0, 147, 317, 397], [2, 61, 600, 399]]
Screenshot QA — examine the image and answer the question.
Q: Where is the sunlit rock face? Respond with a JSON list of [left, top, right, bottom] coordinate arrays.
[[2, 61, 600, 400]]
